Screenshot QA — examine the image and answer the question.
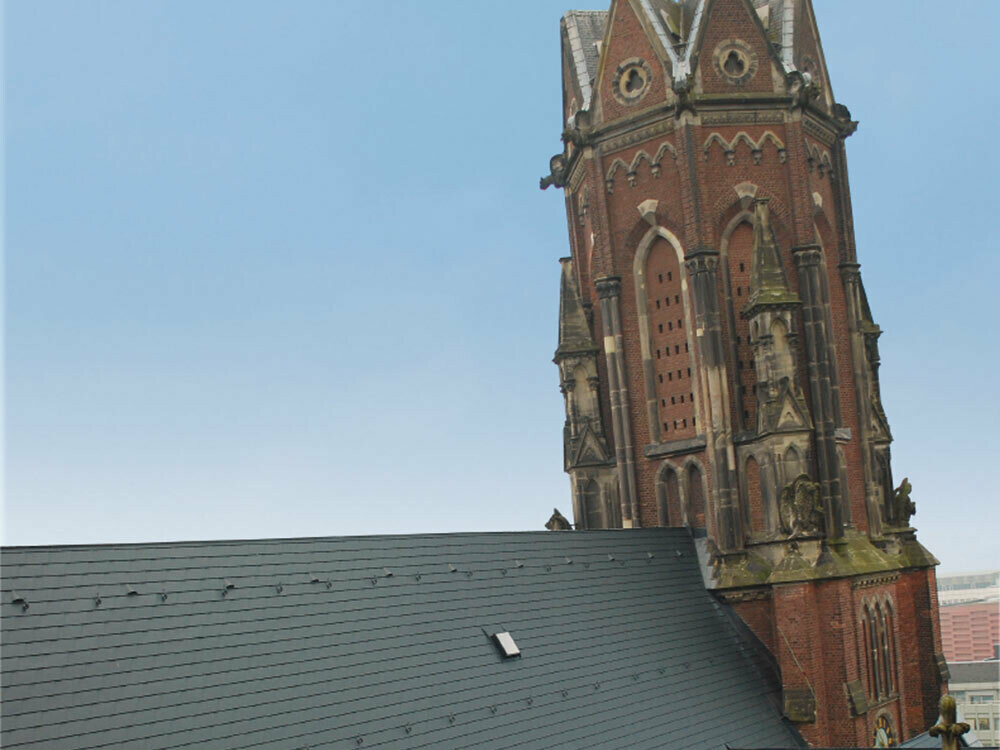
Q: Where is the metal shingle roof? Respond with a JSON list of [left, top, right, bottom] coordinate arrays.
[[2, 529, 803, 749]]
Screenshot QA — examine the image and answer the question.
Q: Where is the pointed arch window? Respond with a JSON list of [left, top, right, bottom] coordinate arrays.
[[685, 462, 706, 530], [657, 466, 682, 527], [862, 599, 898, 702], [644, 237, 696, 441]]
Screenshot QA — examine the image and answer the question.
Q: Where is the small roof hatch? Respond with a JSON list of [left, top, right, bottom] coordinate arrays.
[[493, 631, 521, 658]]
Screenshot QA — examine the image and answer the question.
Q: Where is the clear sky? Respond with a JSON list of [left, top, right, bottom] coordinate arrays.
[[4, 1, 998, 574]]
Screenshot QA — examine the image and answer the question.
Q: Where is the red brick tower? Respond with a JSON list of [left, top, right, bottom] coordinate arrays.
[[545, 1, 946, 745]]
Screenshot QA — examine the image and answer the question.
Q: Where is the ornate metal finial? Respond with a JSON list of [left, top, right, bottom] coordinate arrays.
[[928, 694, 970, 750]]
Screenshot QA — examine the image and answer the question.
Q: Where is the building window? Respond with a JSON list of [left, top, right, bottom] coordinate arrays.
[[863, 601, 898, 703], [970, 695, 994, 704], [645, 237, 695, 441]]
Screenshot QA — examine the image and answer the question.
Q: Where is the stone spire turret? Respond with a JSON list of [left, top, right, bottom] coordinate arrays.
[[744, 198, 798, 316]]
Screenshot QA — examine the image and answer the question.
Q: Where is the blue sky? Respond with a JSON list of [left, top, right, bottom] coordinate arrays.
[[4, 1, 998, 574]]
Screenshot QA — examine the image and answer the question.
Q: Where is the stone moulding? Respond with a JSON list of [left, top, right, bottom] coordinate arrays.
[[643, 435, 707, 458], [716, 587, 772, 604], [851, 571, 901, 590], [701, 109, 785, 126]]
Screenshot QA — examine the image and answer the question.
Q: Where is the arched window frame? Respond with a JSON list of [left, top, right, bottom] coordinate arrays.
[[632, 225, 702, 444], [655, 460, 683, 527], [682, 456, 709, 532]]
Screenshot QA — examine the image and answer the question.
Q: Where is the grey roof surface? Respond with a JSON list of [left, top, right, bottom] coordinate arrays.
[[562, 10, 608, 111], [2, 528, 803, 749], [949, 660, 1000, 685]]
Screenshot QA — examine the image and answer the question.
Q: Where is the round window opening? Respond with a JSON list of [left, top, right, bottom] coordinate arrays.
[[713, 40, 758, 86], [723, 50, 746, 77], [612, 58, 652, 105]]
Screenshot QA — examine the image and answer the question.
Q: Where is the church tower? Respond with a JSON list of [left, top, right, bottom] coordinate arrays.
[[544, 1, 945, 745]]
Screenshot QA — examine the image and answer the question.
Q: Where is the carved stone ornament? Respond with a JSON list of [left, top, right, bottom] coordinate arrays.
[[540, 153, 568, 190], [779, 474, 824, 537], [929, 695, 970, 750], [545, 508, 573, 531], [892, 477, 916, 527], [713, 39, 758, 87], [783, 686, 816, 723]]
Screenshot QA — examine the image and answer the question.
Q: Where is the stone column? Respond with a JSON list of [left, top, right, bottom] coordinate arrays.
[[595, 276, 639, 526], [792, 245, 844, 540], [684, 249, 741, 550], [839, 262, 882, 536]]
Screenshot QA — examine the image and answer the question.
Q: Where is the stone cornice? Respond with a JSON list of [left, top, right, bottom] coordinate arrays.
[[644, 435, 707, 459], [851, 571, 901, 590]]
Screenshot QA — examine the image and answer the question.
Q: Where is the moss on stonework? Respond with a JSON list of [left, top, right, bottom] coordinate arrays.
[[712, 530, 936, 591]]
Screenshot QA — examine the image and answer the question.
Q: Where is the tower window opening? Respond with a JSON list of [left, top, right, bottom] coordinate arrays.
[[671, 396, 676, 405], [666, 297, 671, 306], [668, 372, 673, 381], [667, 272, 672, 281], [680, 395, 685, 403], [737, 286, 742, 297], [687, 368, 691, 376], [693, 416, 696, 426], [675, 295, 679, 304], [740, 262, 745, 272], [656, 300, 661, 309], [668, 322, 673, 330], [685, 343, 689, 352], [666, 348, 670, 357], [682, 418, 687, 427], [658, 273, 663, 283], [663, 422, 669, 432], [661, 398, 666, 407], [690, 393, 693, 400], [658, 374, 663, 383], [677, 319, 682, 327], [658, 324, 663, 333], [657, 349, 661, 359]]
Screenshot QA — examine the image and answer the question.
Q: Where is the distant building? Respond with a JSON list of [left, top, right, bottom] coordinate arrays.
[[948, 661, 1000, 747], [938, 571, 1000, 607], [940, 602, 1000, 663]]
